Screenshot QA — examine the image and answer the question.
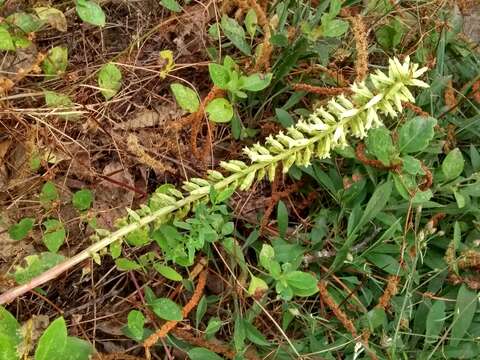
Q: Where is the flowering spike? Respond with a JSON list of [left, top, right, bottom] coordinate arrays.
[[0, 58, 431, 305]]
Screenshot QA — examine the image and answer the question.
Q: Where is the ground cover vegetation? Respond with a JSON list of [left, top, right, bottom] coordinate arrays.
[[0, 0, 480, 359]]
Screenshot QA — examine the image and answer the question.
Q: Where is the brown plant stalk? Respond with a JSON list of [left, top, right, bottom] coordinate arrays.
[[291, 83, 352, 95], [355, 142, 401, 172], [376, 275, 400, 310], [143, 269, 207, 359], [318, 281, 378, 360], [350, 15, 369, 82], [402, 102, 430, 117], [172, 328, 260, 360]]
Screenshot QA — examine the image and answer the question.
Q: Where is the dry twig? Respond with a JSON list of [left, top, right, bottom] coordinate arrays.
[[143, 269, 208, 359]]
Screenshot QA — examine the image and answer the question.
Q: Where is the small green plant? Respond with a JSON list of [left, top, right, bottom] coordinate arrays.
[[206, 55, 272, 123], [0, 307, 93, 360], [6, 185, 95, 284], [301, 0, 349, 40], [257, 244, 318, 300]]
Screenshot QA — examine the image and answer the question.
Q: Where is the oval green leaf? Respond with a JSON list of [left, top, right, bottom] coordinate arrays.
[[34, 317, 67, 360], [205, 98, 233, 123], [98, 63, 122, 100], [8, 218, 34, 241], [42, 219, 66, 253], [127, 310, 145, 340], [150, 298, 182, 321], [76, 0, 106, 27], [153, 264, 183, 281], [42, 46, 68, 77], [160, 0, 182, 12], [72, 189, 93, 211], [442, 148, 464, 181], [398, 116, 437, 154], [170, 83, 199, 113], [187, 348, 223, 360], [450, 284, 478, 346]]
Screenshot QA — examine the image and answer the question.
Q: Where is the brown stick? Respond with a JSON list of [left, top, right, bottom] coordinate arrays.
[[171, 328, 261, 360], [143, 269, 207, 359], [355, 142, 401, 172], [291, 83, 352, 95]]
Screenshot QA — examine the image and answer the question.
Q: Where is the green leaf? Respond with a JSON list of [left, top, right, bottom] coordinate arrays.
[[34, 7, 68, 32], [401, 155, 423, 175], [208, 63, 230, 89], [0, 27, 15, 51], [365, 127, 395, 165], [0, 334, 19, 360], [412, 189, 433, 204], [243, 321, 270, 346], [125, 227, 150, 246], [233, 316, 246, 351], [34, 317, 67, 360], [332, 180, 393, 271], [322, 18, 349, 37], [195, 296, 207, 328], [357, 180, 392, 230], [6, 12, 43, 33], [115, 258, 142, 271], [365, 308, 386, 331], [259, 244, 275, 271], [63, 338, 94, 360], [8, 217, 34, 241], [205, 317, 222, 338], [160, 0, 182, 12], [277, 200, 288, 238], [470, 145, 480, 172], [0, 307, 19, 359], [245, 9, 257, 37], [149, 298, 183, 321], [398, 116, 437, 154], [221, 221, 234, 236], [40, 181, 59, 206], [205, 98, 233, 123], [328, 0, 342, 18], [42, 46, 68, 77], [275, 108, 294, 127], [0, 306, 20, 344], [13, 252, 65, 284], [76, 0, 106, 27], [72, 189, 93, 211], [248, 275, 268, 296], [187, 348, 223, 360], [97, 63, 122, 100], [450, 284, 478, 346], [425, 300, 445, 345], [285, 271, 318, 297], [240, 73, 273, 92], [375, 18, 405, 49], [366, 253, 403, 275], [127, 310, 145, 341], [44, 90, 78, 121], [442, 148, 464, 181], [42, 219, 66, 253], [109, 240, 122, 259], [170, 83, 200, 113], [221, 15, 251, 56], [153, 264, 183, 281]]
